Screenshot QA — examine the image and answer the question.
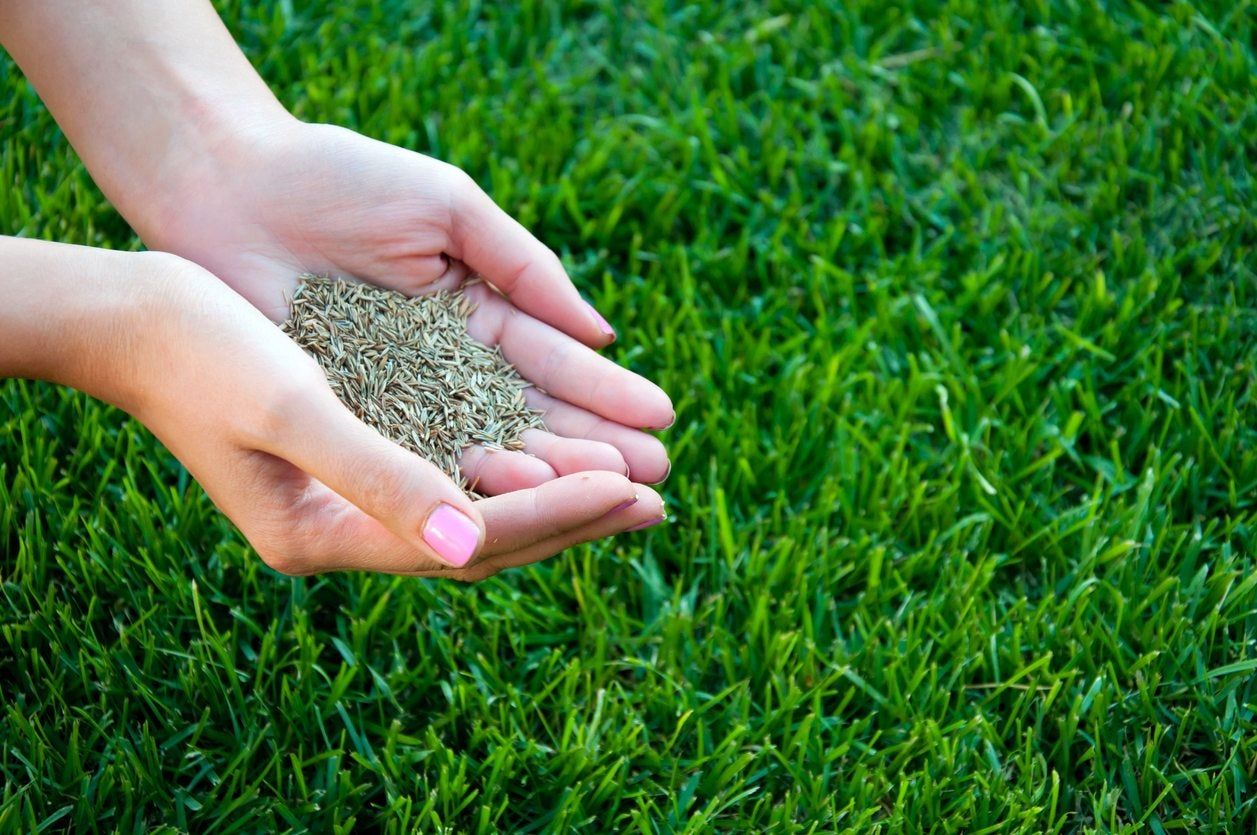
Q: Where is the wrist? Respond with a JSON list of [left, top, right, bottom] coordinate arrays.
[[0, 240, 135, 396], [0, 0, 297, 250], [129, 105, 300, 251], [0, 239, 198, 413]]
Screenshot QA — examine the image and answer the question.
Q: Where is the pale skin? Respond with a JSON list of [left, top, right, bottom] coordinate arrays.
[[0, 1, 672, 577]]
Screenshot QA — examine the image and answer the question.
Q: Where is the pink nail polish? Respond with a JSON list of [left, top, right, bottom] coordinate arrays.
[[625, 516, 665, 532], [605, 495, 639, 516], [584, 301, 615, 339], [422, 503, 480, 567]]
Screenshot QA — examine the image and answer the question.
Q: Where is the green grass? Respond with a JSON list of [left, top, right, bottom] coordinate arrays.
[[1, 0, 1255, 830]]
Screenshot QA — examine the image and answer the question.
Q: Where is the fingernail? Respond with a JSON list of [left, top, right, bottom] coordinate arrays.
[[605, 495, 639, 516], [626, 515, 665, 532], [649, 460, 672, 485], [422, 503, 480, 567], [584, 301, 615, 339], [651, 411, 677, 431]]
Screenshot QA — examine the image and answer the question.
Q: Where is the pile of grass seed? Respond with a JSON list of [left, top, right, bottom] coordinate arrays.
[[282, 275, 545, 494]]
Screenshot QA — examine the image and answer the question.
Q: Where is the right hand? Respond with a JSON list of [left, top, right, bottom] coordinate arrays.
[[74, 251, 666, 578]]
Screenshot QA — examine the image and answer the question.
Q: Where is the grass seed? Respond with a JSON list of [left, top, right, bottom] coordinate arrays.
[[281, 275, 546, 495]]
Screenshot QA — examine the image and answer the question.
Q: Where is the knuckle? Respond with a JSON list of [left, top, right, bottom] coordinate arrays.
[[604, 471, 635, 493], [442, 162, 476, 190], [340, 435, 441, 526], [450, 562, 497, 583], [576, 440, 626, 473], [356, 458, 417, 517], [438, 162, 477, 206], [136, 250, 198, 279], [543, 246, 564, 273], [457, 447, 487, 486], [255, 543, 316, 577]]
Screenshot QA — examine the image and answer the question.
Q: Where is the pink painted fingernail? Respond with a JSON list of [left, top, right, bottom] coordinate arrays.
[[626, 515, 665, 532], [422, 503, 480, 567], [605, 495, 639, 516], [585, 301, 615, 339]]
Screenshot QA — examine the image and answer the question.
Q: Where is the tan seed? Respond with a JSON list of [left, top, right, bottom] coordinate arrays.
[[281, 275, 546, 497]]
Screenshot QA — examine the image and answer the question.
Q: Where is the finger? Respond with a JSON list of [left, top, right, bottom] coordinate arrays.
[[290, 472, 652, 577], [445, 171, 613, 348], [463, 284, 674, 429], [251, 376, 484, 568], [461, 485, 667, 580], [474, 470, 639, 555], [458, 444, 557, 495], [518, 428, 628, 477], [523, 388, 671, 484]]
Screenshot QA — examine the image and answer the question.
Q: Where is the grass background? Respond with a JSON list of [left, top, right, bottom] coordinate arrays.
[[2, 0, 1255, 830]]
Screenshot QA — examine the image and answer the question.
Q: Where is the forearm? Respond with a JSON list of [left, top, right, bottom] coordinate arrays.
[[0, 0, 291, 241], [0, 237, 146, 401]]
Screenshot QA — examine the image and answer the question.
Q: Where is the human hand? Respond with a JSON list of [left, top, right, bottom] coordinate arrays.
[[6, 240, 665, 578], [138, 120, 674, 491], [0, 0, 673, 578]]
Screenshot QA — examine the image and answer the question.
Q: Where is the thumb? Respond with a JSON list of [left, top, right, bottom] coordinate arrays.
[[252, 380, 484, 568]]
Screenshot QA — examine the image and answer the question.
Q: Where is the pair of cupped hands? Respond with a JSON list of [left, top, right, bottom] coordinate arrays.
[[107, 119, 672, 579]]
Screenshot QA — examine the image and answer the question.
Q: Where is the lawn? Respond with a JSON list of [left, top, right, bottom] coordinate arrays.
[[1, 0, 1255, 831]]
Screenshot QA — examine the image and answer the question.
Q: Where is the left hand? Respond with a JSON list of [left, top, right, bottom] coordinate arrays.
[[138, 120, 673, 493]]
